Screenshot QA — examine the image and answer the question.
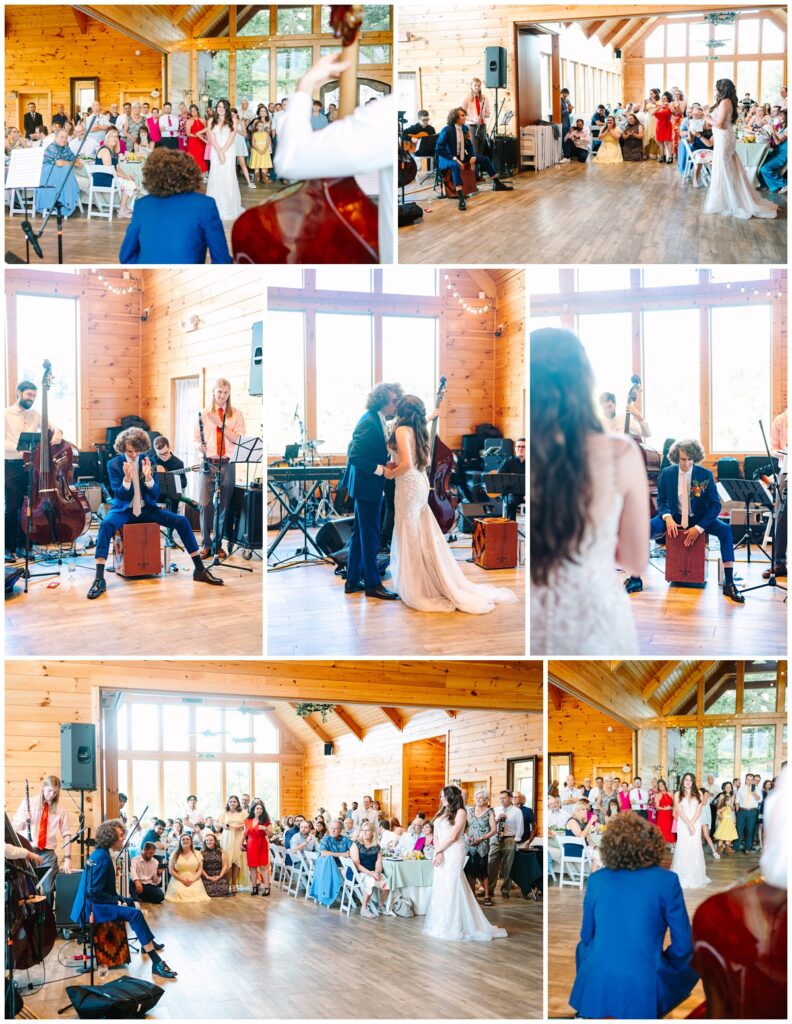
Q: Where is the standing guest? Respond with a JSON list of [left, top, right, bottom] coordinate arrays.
[[655, 780, 675, 845], [219, 794, 247, 893], [569, 813, 698, 1017], [119, 148, 231, 265], [757, 778, 774, 848], [115, 101, 132, 138], [735, 773, 760, 853], [464, 789, 497, 905], [140, 819, 168, 857], [643, 88, 661, 159], [460, 77, 491, 154], [669, 87, 686, 157], [560, 776, 582, 808], [177, 101, 189, 150], [617, 781, 632, 811], [241, 794, 251, 814], [146, 107, 162, 145], [183, 794, 204, 828], [713, 782, 738, 855], [108, 102, 120, 126], [587, 777, 604, 811], [124, 103, 147, 149], [514, 792, 537, 846], [630, 777, 650, 819], [158, 102, 179, 150], [194, 377, 246, 558], [487, 790, 524, 899], [248, 119, 272, 184], [698, 789, 721, 859], [130, 842, 165, 903], [560, 88, 573, 160], [654, 92, 674, 163], [310, 101, 329, 130], [245, 799, 271, 896], [580, 778, 592, 798], [12, 775, 72, 899], [200, 830, 229, 896], [350, 820, 389, 918], [51, 104, 69, 129], [23, 101, 43, 138], [231, 108, 255, 188], [185, 104, 208, 173], [238, 96, 255, 125], [165, 834, 210, 902], [351, 794, 380, 830]]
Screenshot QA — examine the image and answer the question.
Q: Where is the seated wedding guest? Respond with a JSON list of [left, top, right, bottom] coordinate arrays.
[[596, 116, 622, 163], [758, 111, 787, 193], [621, 113, 644, 161], [342, 817, 356, 839], [604, 798, 621, 822], [564, 801, 598, 863], [69, 121, 99, 159], [140, 819, 168, 856], [546, 796, 568, 831], [130, 842, 165, 903], [465, 789, 497, 905], [35, 127, 83, 217], [564, 119, 591, 162], [685, 104, 714, 187], [94, 125, 137, 218], [167, 819, 185, 854], [414, 820, 434, 855], [570, 813, 699, 1018], [119, 148, 231, 265], [350, 820, 390, 918], [200, 830, 229, 897], [289, 819, 319, 856], [311, 819, 354, 907], [5, 126, 28, 155], [404, 109, 436, 139], [590, 104, 607, 150], [165, 833, 210, 903]]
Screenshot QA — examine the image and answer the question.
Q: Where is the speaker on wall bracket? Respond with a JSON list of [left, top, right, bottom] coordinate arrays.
[[60, 723, 97, 791], [323, 742, 334, 756]]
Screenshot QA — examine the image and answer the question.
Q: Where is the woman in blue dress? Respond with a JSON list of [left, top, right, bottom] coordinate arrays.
[[35, 128, 82, 217], [569, 812, 699, 1019]]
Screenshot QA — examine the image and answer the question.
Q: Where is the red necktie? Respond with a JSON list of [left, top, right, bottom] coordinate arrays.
[[37, 801, 49, 850], [216, 409, 225, 458]]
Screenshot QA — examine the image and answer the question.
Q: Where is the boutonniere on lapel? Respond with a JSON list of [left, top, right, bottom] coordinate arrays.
[[691, 480, 708, 499]]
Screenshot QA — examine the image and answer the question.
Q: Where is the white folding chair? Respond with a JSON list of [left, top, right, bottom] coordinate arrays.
[[7, 187, 35, 216], [86, 164, 118, 220], [269, 844, 285, 885], [559, 836, 591, 889], [337, 856, 365, 917], [547, 834, 562, 884], [303, 850, 319, 901]]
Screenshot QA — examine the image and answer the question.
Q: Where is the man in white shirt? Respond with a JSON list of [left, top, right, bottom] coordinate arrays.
[[736, 773, 760, 853], [629, 777, 649, 819], [115, 102, 132, 138], [546, 796, 568, 831], [487, 790, 524, 899], [158, 102, 179, 150], [351, 795, 379, 830], [776, 85, 787, 111], [130, 843, 165, 903], [273, 52, 394, 262], [87, 100, 109, 142], [587, 776, 604, 811], [560, 775, 582, 808], [183, 795, 204, 827], [69, 122, 99, 158], [239, 97, 255, 124], [5, 380, 62, 560]]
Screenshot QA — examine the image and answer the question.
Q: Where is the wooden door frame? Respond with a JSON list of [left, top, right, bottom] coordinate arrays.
[[18, 89, 52, 131]]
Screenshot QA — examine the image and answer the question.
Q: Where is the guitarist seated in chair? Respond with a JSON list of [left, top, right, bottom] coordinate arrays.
[[624, 439, 745, 604], [436, 107, 513, 211], [152, 435, 188, 546]]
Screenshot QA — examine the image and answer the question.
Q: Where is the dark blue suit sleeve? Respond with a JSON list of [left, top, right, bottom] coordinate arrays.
[[657, 467, 675, 519], [119, 210, 141, 264], [108, 458, 131, 502], [695, 469, 721, 531], [435, 126, 455, 162], [579, 877, 596, 945], [203, 199, 232, 264], [348, 417, 383, 478]]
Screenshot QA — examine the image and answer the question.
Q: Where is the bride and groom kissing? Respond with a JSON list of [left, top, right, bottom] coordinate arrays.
[[341, 382, 516, 615]]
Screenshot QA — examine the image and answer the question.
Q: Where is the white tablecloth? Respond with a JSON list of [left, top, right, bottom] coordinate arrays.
[[736, 140, 770, 185]]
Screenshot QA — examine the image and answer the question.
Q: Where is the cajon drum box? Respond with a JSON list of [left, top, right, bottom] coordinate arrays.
[[113, 523, 162, 578], [442, 162, 478, 197], [665, 529, 706, 584], [472, 517, 518, 570]]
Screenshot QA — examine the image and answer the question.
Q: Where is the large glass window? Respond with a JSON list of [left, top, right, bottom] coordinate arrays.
[[253, 763, 280, 817], [237, 7, 271, 36], [276, 47, 312, 96], [382, 266, 436, 296], [577, 267, 631, 291], [714, 24, 735, 54], [236, 49, 270, 101], [642, 267, 699, 288], [702, 727, 736, 783], [710, 305, 771, 451], [162, 761, 190, 819], [645, 64, 663, 95], [314, 267, 372, 292], [741, 725, 775, 777], [737, 61, 759, 102], [761, 61, 784, 103], [360, 44, 391, 64], [225, 762, 252, 803], [743, 661, 778, 713], [316, 314, 373, 451], [529, 267, 561, 294], [362, 5, 392, 31], [131, 760, 160, 819], [576, 313, 633, 398], [667, 728, 697, 790], [761, 19, 785, 53], [738, 19, 760, 55], [196, 762, 223, 818], [643, 309, 700, 445], [16, 295, 79, 446], [705, 666, 737, 714], [645, 26, 664, 58], [200, 51, 229, 100], [687, 62, 709, 105], [253, 715, 279, 754], [226, 709, 257, 752], [665, 63, 686, 92], [689, 21, 711, 54], [130, 704, 159, 751], [162, 706, 190, 751], [382, 316, 438, 414], [266, 311, 305, 456], [710, 266, 771, 283], [195, 707, 224, 753], [277, 6, 312, 34]]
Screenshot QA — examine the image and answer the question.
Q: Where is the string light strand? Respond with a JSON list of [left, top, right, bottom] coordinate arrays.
[[95, 271, 140, 295], [443, 274, 489, 314]]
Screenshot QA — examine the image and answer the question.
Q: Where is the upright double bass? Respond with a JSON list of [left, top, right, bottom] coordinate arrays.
[[427, 377, 458, 534], [20, 359, 91, 545], [232, 5, 378, 263]]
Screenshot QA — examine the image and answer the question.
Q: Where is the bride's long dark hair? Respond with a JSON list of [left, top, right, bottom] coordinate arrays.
[[212, 98, 234, 130], [711, 79, 739, 122], [530, 328, 602, 587], [388, 394, 430, 471], [433, 785, 466, 825]]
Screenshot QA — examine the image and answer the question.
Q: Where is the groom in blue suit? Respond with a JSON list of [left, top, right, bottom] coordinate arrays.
[[343, 383, 402, 600], [625, 438, 745, 603]]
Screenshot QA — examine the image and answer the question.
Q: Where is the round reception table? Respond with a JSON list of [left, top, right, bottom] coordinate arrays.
[[382, 858, 434, 915]]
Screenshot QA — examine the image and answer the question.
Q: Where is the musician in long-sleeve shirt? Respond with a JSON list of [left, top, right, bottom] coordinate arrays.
[[194, 378, 246, 558], [12, 775, 72, 898]]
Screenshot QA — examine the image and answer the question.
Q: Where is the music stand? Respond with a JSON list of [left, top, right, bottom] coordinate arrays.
[[5, 147, 44, 262], [482, 472, 524, 521], [737, 420, 787, 596], [718, 478, 773, 563], [414, 133, 438, 184], [226, 435, 262, 562], [16, 431, 60, 591]]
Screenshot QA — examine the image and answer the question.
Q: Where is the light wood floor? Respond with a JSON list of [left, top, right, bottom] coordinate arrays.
[[398, 161, 787, 265], [267, 527, 526, 656], [5, 530, 263, 657], [619, 552, 787, 657], [548, 847, 762, 1019], [19, 883, 541, 1019], [4, 175, 279, 265]]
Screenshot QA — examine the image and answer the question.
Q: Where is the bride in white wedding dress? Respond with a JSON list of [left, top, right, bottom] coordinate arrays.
[[386, 396, 517, 613], [206, 99, 243, 221], [423, 786, 507, 942], [703, 78, 777, 221], [670, 773, 711, 890]]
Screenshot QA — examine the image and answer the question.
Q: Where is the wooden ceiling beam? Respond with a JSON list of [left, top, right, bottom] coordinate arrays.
[[641, 661, 682, 702], [380, 707, 404, 731], [585, 19, 606, 37], [171, 5, 191, 25], [333, 705, 364, 741], [601, 18, 632, 47], [191, 4, 224, 38], [661, 661, 717, 716], [620, 16, 660, 52], [515, 4, 783, 22], [288, 704, 332, 744], [549, 683, 563, 711], [464, 269, 497, 301], [236, 5, 258, 32], [445, 710, 457, 719], [71, 7, 90, 34]]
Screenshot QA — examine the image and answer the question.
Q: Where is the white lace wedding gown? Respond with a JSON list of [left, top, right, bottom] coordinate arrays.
[[390, 431, 517, 613], [704, 102, 777, 220], [206, 124, 243, 221], [671, 796, 711, 890], [423, 816, 507, 942], [530, 437, 639, 656]]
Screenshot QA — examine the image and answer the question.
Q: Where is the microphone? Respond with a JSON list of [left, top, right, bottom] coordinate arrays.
[[20, 220, 43, 259], [293, 404, 299, 420]]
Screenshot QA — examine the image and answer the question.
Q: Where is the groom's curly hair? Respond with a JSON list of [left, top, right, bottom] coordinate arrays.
[[366, 382, 403, 413], [600, 812, 664, 871]]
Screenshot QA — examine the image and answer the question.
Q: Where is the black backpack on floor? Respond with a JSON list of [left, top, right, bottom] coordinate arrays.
[[65, 977, 165, 1018]]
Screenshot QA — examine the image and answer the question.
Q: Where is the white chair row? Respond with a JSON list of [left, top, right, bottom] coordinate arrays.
[[548, 834, 593, 889], [270, 845, 378, 917], [5, 168, 119, 220], [681, 139, 712, 187]]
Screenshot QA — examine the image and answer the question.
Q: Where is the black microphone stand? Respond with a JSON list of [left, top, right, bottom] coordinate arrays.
[[208, 409, 251, 573], [739, 419, 787, 597], [22, 114, 97, 264]]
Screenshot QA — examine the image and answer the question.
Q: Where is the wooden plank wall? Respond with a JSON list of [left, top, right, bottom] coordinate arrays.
[[403, 736, 449, 823], [303, 709, 543, 831], [140, 267, 264, 481], [550, 661, 658, 725], [4, 661, 304, 834], [549, 691, 634, 785], [5, 6, 163, 126], [5, 270, 142, 451], [494, 270, 526, 442]]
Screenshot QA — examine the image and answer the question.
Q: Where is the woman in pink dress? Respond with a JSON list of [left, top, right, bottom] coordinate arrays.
[[617, 782, 632, 812], [655, 92, 674, 163], [146, 108, 162, 145]]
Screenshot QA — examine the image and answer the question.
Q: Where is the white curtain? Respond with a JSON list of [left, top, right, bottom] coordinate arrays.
[[173, 376, 200, 501]]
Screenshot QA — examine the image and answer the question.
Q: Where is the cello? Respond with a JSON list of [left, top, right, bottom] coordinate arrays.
[[427, 376, 458, 534], [232, 5, 379, 263], [624, 374, 661, 515], [20, 360, 91, 546]]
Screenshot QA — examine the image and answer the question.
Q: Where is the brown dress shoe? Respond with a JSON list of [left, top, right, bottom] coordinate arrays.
[[216, 548, 228, 560], [199, 547, 212, 559]]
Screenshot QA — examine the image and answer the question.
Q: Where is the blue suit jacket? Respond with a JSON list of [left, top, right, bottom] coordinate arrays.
[[435, 123, 474, 165], [657, 464, 721, 531], [107, 453, 160, 512], [119, 192, 232, 265], [70, 848, 133, 926], [344, 410, 388, 504], [569, 866, 699, 1019]]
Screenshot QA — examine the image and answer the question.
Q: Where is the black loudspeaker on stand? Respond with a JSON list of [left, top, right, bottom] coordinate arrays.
[[60, 723, 97, 791], [249, 321, 263, 397]]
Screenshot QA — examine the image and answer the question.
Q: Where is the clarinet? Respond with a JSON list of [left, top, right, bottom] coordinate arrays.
[[25, 778, 33, 844], [198, 411, 210, 473]]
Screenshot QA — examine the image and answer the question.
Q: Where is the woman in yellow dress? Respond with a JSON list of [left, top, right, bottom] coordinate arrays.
[[165, 834, 210, 902], [219, 794, 247, 893], [596, 117, 623, 164], [713, 783, 738, 855], [248, 119, 273, 185]]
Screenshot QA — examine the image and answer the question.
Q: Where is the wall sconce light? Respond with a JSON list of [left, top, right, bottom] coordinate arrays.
[[181, 314, 203, 332]]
